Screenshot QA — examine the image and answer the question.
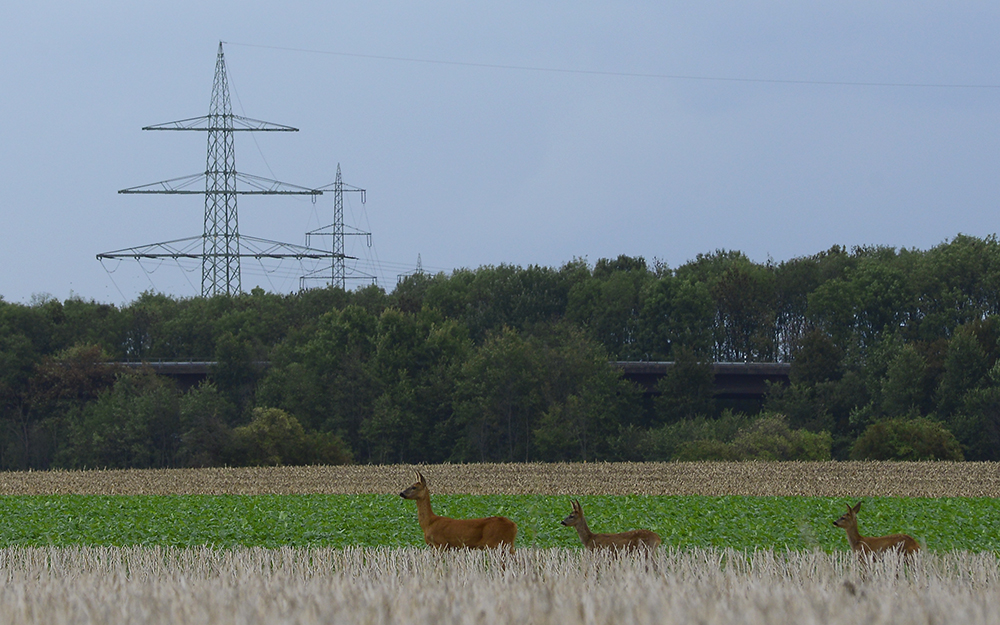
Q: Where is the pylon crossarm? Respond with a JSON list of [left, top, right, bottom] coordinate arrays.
[[143, 115, 299, 132], [97, 236, 204, 259], [119, 173, 323, 195], [239, 236, 356, 260], [236, 172, 322, 195], [315, 179, 366, 196], [119, 173, 205, 194], [306, 224, 372, 236], [98, 235, 357, 261]]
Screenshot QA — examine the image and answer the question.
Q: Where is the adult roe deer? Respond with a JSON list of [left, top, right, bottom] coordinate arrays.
[[833, 501, 920, 558], [399, 470, 517, 552], [561, 499, 661, 552]]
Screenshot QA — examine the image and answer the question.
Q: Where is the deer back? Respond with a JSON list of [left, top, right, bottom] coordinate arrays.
[[857, 533, 920, 556], [587, 529, 661, 552], [423, 514, 518, 550]]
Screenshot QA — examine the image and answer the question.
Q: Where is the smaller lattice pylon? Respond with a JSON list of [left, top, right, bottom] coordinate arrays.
[[303, 163, 372, 290]]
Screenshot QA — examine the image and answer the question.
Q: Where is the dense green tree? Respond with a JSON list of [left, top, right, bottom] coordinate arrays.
[[935, 326, 991, 417], [177, 382, 237, 467], [16, 345, 122, 469], [5, 235, 1000, 467], [60, 369, 180, 469], [358, 307, 471, 463], [880, 344, 930, 419], [566, 256, 653, 359], [652, 347, 715, 424], [452, 327, 544, 462], [637, 276, 714, 360], [258, 304, 380, 447], [947, 361, 1000, 460], [531, 323, 640, 461]]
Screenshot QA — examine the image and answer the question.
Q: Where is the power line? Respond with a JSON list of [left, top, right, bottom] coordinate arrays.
[[224, 41, 1000, 90]]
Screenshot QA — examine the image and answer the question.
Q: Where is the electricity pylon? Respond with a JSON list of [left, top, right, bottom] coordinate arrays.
[[303, 163, 373, 290], [98, 42, 343, 297]]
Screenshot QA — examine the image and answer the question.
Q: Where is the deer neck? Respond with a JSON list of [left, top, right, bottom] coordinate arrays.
[[842, 521, 865, 550], [573, 519, 595, 546], [414, 494, 439, 530]]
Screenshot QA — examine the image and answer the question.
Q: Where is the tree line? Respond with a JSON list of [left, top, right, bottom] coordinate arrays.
[[2, 233, 998, 469]]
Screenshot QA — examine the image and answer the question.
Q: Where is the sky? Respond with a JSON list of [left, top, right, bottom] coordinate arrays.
[[1, 2, 998, 305]]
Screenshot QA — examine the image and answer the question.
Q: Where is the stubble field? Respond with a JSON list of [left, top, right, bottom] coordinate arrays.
[[0, 462, 998, 624], [3, 460, 999, 496]]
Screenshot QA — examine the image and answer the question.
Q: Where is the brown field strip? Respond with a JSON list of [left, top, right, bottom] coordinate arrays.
[[1, 461, 999, 497]]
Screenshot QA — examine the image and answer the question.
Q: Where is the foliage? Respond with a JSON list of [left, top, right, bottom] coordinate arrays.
[[3, 236, 1000, 467], [674, 414, 832, 461], [59, 369, 180, 469], [652, 346, 715, 424], [850, 417, 964, 461], [228, 407, 350, 466]]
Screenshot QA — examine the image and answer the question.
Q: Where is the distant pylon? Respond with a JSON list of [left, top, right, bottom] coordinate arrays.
[[99, 42, 347, 297], [305, 163, 372, 290]]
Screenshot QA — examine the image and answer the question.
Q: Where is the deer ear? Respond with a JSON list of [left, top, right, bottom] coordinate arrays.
[[852, 502, 862, 513], [417, 471, 426, 485]]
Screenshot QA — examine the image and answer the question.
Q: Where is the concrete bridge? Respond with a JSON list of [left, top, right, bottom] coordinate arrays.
[[124, 360, 790, 400], [613, 361, 790, 400]]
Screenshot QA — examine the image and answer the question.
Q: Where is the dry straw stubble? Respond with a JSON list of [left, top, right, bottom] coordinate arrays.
[[2, 461, 999, 496], [0, 546, 998, 625]]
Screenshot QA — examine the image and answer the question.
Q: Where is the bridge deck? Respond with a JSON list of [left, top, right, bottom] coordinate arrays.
[[119, 360, 791, 399], [613, 361, 790, 399]]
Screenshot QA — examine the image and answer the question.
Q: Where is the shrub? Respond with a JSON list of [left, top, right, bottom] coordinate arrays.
[[228, 407, 353, 466], [672, 414, 832, 461], [731, 415, 832, 461], [674, 439, 740, 461], [229, 408, 308, 466], [850, 417, 964, 461]]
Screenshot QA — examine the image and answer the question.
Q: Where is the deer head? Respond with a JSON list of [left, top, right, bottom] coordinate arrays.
[[561, 499, 585, 527], [399, 470, 428, 500], [833, 502, 862, 528]]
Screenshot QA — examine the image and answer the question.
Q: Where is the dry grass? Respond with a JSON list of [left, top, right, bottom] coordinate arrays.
[[0, 546, 996, 625], [1, 462, 999, 497]]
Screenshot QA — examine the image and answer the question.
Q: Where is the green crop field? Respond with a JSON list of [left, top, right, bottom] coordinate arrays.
[[1, 465, 999, 624], [1, 494, 997, 552]]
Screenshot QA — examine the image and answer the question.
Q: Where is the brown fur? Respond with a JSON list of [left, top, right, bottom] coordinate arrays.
[[400, 470, 517, 552], [561, 499, 660, 552], [833, 501, 920, 557]]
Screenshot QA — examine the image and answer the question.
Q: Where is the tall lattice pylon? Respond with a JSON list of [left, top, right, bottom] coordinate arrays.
[[203, 42, 240, 295], [99, 42, 341, 297]]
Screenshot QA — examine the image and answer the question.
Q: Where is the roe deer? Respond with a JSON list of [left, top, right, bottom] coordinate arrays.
[[399, 470, 517, 552], [833, 501, 919, 558], [561, 499, 661, 552]]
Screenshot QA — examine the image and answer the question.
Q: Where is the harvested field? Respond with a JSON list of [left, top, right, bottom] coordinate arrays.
[[0, 546, 997, 625], [1, 461, 999, 497]]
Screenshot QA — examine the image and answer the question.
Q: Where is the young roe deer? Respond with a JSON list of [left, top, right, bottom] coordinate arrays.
[[399, 470, 517, 552], [833, 501, 920, 558], [561, 499, 661, 552]]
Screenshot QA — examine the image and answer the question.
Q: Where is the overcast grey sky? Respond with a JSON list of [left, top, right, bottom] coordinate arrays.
[[2, 2, 998, 304]]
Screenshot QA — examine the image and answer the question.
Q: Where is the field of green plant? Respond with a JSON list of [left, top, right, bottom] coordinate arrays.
[[0, 464, 998, 624], [1, 494, 998, 552]]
